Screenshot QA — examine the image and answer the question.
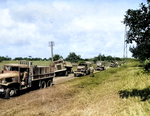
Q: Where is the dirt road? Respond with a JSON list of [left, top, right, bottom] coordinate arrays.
[[53, 74, 75, 85]]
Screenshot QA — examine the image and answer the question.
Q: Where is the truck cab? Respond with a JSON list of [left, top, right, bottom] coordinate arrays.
[[95, 61, 106, 71], [54, 60, 73, 77], [0, 63, 31, 98], [74, 61, 92, 77]]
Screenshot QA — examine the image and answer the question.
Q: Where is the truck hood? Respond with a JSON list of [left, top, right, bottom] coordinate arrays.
[[0, 72, 19, 79]]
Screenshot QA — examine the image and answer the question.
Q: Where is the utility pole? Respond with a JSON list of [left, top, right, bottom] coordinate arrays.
[[49, 41, 54, 62], [121, 21, 128, 63], [124, 25, 128, 63]]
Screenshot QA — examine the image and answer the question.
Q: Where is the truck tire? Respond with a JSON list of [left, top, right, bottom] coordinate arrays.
[[65, 71, 68, 76], [5, 88, 16, 99], [41, 81, 46, 89], [86, 71, 88, 75], [71, 69, 74, 73], [47, 80, 52, 87]]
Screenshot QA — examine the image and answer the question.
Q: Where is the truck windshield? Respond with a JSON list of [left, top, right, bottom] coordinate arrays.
[[78, 64, 86, 66], [4, 66, 19, 71]]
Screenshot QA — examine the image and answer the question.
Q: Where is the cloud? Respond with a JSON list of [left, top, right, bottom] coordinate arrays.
[[0, 0, 145, 59], [53, 1, 71, 11]]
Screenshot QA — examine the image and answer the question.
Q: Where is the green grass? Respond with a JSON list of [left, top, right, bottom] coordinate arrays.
[[1, 59, 150, 116]]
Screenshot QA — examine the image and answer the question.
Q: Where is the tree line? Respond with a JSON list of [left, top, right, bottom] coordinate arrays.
[[0, 52, 122, 63], [0, 56, 12, 62]]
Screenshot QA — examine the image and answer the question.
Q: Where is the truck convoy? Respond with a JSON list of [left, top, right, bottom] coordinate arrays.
[[0, 61, 54, 99]]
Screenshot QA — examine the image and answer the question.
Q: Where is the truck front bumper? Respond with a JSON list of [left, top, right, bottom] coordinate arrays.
[[0, 88, 5, 95], [74, 72, 86, 76]]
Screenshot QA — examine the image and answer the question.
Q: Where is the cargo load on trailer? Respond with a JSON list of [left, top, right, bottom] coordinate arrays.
[[54, 60, 73, 77]]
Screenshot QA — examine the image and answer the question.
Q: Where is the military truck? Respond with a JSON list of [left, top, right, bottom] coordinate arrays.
[[110, 61, 118, 67], [74, 61, 92, 77], [95, 61, 106, 71], [54, 60, 73, 77], [0, 61, 54, 99]]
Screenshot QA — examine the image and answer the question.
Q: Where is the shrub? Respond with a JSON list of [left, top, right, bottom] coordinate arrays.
[[144, 58, 150, 71]]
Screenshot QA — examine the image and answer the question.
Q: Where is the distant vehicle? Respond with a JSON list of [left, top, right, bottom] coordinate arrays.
[[53, 60, 73, 77], [0, 61, 54, 99], [95, 61, 106, 71], [74, 61, 92, 77], [110, 61, 118, 67]]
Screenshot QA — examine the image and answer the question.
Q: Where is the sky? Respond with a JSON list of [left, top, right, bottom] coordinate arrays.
[[0, 0, 148, 59]]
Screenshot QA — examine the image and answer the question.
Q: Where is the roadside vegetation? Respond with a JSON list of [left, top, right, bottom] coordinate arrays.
[[1, 59, 150, 116]]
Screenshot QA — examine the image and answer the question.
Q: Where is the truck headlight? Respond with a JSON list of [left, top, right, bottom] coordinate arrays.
[[2, 79, 6, 84], [81, 68, 84, 71]]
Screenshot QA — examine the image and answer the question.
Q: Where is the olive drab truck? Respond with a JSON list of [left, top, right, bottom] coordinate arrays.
[[74, 61, 92, 77], [0, 61, 54, 99], [54, 60, 73, 77]]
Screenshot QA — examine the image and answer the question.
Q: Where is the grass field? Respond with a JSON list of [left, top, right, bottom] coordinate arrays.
[[1, 60, 150, 116], [0, 61, 52, 69]]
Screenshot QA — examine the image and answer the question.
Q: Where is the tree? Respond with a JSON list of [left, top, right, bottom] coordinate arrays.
[[93, 56, 98, 63], [106, 55, 114, 61], [53, 54, 63, 61], [13, 57, 24, 61], [65, 52, 82, 63], [0, 56, 11, 62], [43, 58, 48, 61], [124, 1, 150, 60]]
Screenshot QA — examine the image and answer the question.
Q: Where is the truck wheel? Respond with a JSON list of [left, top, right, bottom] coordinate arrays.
[[65, 71, 68, 76], [5, 88, 16, 99], [47, 80, 52, 87], [86, 71, 88, 75], [41, 81, 46, 89], [71, 69, 74, 73]]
